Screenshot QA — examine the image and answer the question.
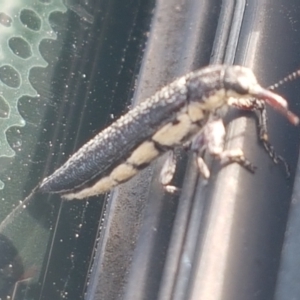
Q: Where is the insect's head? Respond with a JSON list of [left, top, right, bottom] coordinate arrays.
[[224, 66, 299, 125]]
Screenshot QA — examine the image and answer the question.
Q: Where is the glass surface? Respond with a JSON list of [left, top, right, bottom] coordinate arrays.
[[0, 0, 153, 299]]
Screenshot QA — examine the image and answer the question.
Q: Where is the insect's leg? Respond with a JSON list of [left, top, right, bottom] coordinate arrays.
[[229, 98, 290, 176], [256, 102, 290, 176], [229, 98, 269, 141], [160, 151, 179, 193], [192, 118, 256, 177], [216, 148, 256, 173], [195, 156, 211, 179], [190, 132, 211, 178]]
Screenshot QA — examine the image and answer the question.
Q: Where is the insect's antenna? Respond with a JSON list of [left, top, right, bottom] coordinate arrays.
[[0, 185, 40, 232], [268, 69, 300, 90]]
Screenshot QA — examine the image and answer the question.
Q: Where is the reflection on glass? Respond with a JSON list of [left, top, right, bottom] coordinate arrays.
[[0, 0, 66, 189], [0, 1, 67, 299]]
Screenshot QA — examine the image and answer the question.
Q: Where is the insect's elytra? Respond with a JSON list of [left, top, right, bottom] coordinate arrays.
[[38, 65, 299, 200]]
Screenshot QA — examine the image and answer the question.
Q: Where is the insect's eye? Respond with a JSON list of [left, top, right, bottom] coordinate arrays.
[[232, 76, 250, 95], [224, 66, 257, 96]]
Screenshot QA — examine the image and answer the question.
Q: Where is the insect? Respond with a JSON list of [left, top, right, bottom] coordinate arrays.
[[37, 65, 299, 200]]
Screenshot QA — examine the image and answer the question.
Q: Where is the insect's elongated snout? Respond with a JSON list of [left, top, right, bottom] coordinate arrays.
[[251, 86, 299, 125], [224, 66, 298, 125]]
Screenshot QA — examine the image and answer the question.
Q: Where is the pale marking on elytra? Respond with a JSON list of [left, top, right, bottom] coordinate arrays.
[[63, 176, 116, 200], [127, 141, 160, 166], [198, 89, 226, 111], [152, 111, 197, 146], [110, 163, 138, 183]]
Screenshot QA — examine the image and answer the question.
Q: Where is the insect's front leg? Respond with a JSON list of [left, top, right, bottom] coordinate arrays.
[[229, 97, 290, 176], [191, 118, 256, 178], [255, 101, 290, 176]]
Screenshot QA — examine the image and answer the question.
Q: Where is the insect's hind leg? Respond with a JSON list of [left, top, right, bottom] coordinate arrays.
[[229, 97, 290, 177], [191, 118, 256, 177], [159, 117, 257, 192]]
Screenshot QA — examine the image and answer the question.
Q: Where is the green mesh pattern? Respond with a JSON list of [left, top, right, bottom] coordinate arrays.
[[0, 0, 67, 188]]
